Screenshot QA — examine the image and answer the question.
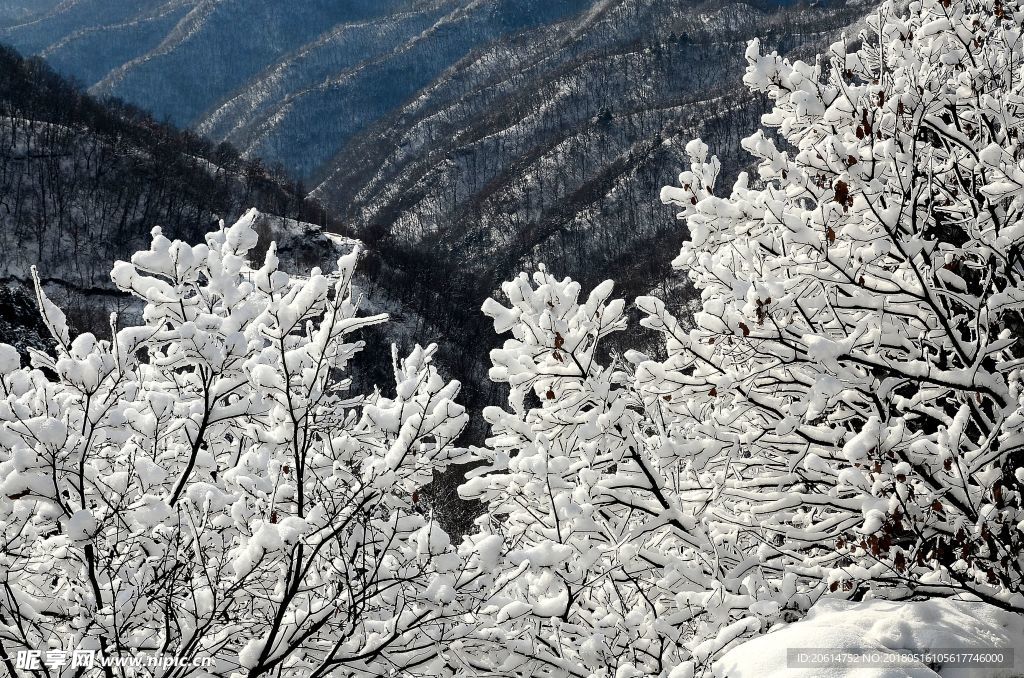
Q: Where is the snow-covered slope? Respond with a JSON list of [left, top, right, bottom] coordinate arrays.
[[715, 599, 1024, 678], [314, 0, 862, 291], [0, 1, 859, 187], [0, 1, 864, 291], [0, 1, 403, 125], [0, 0, 592, 178]]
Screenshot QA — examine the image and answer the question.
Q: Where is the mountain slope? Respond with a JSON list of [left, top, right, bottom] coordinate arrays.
[[306, 0, 867, 397], [0, 44, 330, 325], [0, 1, 595, 179]]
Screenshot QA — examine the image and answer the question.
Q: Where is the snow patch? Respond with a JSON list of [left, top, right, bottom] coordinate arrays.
[[715, 598, 1024, 677]]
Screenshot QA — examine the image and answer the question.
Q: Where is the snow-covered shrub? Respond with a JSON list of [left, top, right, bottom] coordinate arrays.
[[0, 210, 477, 676], [660, 0, 1024, 612], [456, 270, 787, 678], [460, 0, 1024, 674]]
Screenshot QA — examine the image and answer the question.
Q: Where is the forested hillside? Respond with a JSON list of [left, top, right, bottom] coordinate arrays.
[[315, 0, 869, 421], [0, 1, 864, 187], [0, 44, 332, 344], [316, 0, 867, 350], [0, 0, 594, 178]]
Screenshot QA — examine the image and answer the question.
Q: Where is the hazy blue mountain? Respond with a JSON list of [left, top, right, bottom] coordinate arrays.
[[0, 1, 594, 178], [0, 1, 61, 24]]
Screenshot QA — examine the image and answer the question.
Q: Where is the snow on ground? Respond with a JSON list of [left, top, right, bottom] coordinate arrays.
[[714, 598, 1024, 678], [250, 212, 361, 269]]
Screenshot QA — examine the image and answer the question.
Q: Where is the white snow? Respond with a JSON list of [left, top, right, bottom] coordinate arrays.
[[715, 598, 1024, 678], [66, 509, 96, 541]]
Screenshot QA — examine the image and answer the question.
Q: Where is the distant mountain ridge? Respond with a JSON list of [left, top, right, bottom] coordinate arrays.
[[0, 1, 594, 179], [307, 0, 868, 345], [0, 1, 858, 183]]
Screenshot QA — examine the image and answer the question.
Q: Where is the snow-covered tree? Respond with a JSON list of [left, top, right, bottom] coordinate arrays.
[[0, 210, 478, 677], [460, 0, 1024, 674], [659, 0, 1024, 608], [456, 270, 787, 678]]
